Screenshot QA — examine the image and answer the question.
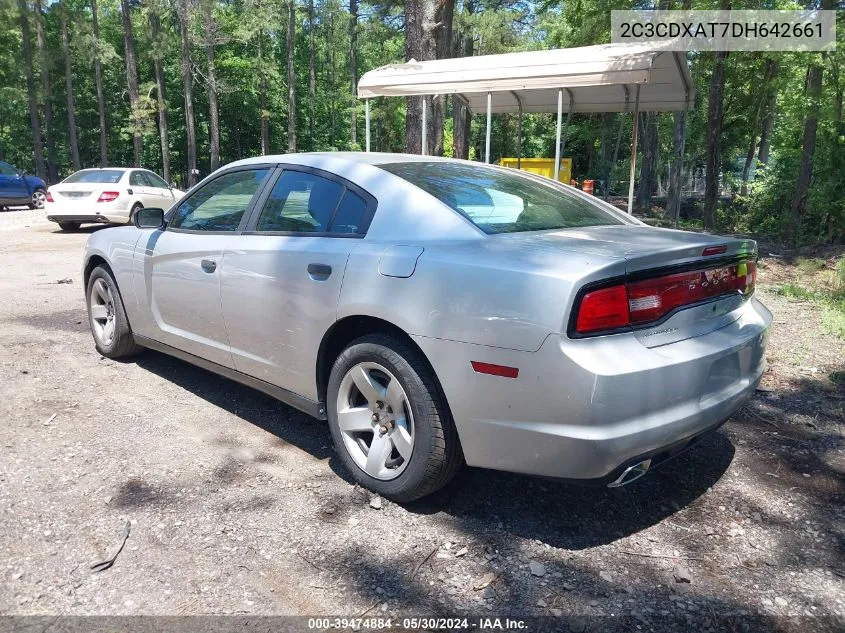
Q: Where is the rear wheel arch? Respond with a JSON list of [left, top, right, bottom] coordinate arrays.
[[316, 316, 445, 410]]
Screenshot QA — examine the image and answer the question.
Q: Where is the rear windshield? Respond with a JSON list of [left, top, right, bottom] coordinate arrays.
[[379, 161, 623, 234], [63, 169, 125, 184]]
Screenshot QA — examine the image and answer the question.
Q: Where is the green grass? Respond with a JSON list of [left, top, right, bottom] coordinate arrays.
[[795, 257, 827, 275], [821, 300, 845, 338], [776, 283, 819, 301], [776, 283, 845, 339]]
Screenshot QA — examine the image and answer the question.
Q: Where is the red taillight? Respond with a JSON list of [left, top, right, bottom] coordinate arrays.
[[97, 191, 120, 203], [575, 284, 629, 334], [45, 191, 54, 203], [574, 260, 756, 335]]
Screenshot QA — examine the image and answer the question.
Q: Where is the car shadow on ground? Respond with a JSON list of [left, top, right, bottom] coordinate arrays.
[[133, 348, 735, 549], [50, 224, 115, 234], [409, 430, 734, 549]]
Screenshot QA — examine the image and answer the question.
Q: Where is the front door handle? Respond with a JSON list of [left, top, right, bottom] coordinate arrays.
[[201, 259, 217, 273], [307, 263, 332, 280]]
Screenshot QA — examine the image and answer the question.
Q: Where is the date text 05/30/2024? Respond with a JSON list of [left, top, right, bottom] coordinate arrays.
[[307, 617, 529, 630]]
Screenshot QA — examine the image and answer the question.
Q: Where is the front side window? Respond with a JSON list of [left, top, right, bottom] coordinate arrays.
[[0, 162, 17, 176], [255, 171, 344, 233], [145, 171, 169, 189], [169, 169, 269, 232], [380, 162, 625, 234], [64, 169, 125, 184]]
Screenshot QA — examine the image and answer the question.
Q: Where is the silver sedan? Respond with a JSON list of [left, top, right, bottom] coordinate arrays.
[[82, 153, 771, 501]]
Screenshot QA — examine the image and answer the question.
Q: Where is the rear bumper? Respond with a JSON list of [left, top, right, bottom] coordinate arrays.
[[413, 296, 771, 481], [47, 214, 113, 224], [46, 205, 129, 224]]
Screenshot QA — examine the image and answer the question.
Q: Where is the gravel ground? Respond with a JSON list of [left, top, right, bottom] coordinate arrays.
[[1, 211, 843, 630]]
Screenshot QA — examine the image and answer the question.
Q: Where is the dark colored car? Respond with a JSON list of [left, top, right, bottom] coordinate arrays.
[[0, 160, 47, 210]]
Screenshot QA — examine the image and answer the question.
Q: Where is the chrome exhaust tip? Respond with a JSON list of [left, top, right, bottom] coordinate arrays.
[[607, 458, 652, 488]]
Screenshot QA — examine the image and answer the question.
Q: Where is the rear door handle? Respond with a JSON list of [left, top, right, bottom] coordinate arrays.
[[307, 263, 332, 280], [201, 259, 217, 273]]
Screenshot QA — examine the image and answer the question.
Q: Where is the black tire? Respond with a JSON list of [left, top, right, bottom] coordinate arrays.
[[86, 265, 142, 359], [28, 188, 47, 210], [57, 221, 81, 231], [327, 333, 462, 502], [128, 202, 143, 225]]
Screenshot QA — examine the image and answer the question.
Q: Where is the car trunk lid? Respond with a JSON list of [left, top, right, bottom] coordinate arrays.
[[494, 226, 758, 347], [53, 183, 98, 202]]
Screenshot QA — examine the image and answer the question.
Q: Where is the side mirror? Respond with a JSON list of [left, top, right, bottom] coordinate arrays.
[[134, 207, 165, 229], [169, 182, 177, 189]]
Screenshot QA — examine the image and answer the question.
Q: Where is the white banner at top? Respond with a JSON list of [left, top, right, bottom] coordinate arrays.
[[611, 10, 836, 52]]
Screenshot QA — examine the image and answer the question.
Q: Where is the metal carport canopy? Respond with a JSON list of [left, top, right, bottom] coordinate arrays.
[[357, 41, 695, 213]]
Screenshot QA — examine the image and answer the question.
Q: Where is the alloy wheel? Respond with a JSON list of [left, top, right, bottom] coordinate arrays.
[[89, 278, 117, 346], [336, 362, 414, 480], [31, 190, 46, 209]]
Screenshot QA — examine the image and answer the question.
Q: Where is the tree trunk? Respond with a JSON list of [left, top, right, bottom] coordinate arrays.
[[452, 0, 473, 159], [704, 49, 728, 231], [740, 58, 776, 195], [349, 0, 358, 148], [789, 61, 823, 245], [635, 113, 658, 212], [328, 5, 335, 148], [405, 0, 437, 154], [633, 0, 670, 209], [432, 0, 454, 156], [60, 5, 80, 171], [664, 0, 692, 218], [150, 10, 170, 182], [308, 0, 316, 149], [258, 30, 269, 155], [120, 0, 142, 167], [757, 60, 780, 168], [287, 0, 296, 152], [178, 0, 197, 187], [18, 0, 46, 181], [91, 0, 108, 167], [203, 0, 220, 171], [757, 99, 775, 167], [35, 0, 56, 182], [666, 109, 686, 226]]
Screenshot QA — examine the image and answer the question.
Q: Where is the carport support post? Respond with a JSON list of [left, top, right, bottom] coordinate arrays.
[[627, 84, 641, 214], [512, 91, 523, 169], [365, 99, 371, 153], [421, 97, 427, 156], [554, 88, 563, 181], [485, 92, 492, 163]]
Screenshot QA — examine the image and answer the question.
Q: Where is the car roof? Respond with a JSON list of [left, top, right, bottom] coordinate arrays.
[[226, 152, 475, 170]]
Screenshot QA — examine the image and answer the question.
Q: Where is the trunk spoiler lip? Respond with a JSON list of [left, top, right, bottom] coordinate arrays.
[[566, 253, 757, 340]]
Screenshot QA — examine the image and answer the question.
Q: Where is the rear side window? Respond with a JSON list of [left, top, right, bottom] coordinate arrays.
[[64, 169, 125, 184], [380, 161, 623, 234], [330, 190, 368, 234], [129, 171, 147, 186], [256, 171, 344, 233]]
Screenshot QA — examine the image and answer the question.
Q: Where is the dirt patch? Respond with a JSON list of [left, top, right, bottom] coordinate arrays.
[[0, 225, 842, 629]]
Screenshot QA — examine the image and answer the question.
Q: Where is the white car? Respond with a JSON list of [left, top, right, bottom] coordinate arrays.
[[45, 168, 184, 231]]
